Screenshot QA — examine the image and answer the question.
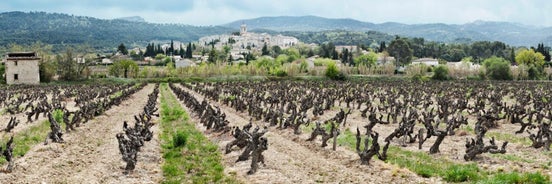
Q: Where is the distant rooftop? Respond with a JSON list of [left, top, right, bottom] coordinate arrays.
[[6, 52, 40, 60]]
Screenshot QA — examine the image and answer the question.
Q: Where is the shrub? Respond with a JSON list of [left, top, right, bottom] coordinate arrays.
[[109, 59, 139, 78], [39, 61, 56, 83], [432, 65, 450, 80], [527, 65, 542, 80], [299, 60, 309, 73], [314, 58, 334, 66], [412, 74, 430, 82], [482, 57, 513, 80], [405, 63, 429, 77], [53, 109, 64, 124], [325, 62, 346, 80], [172, 131, 187, 148], [274, 68, 288, 77]]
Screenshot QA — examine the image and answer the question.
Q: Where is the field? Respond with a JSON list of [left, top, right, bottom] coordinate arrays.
[[0, 80, 551, 183]]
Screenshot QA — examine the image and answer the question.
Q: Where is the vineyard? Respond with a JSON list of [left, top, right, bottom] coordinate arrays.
[[0, 80, 551, 183]]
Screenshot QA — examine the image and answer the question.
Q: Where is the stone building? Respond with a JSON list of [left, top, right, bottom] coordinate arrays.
[[3, 52, 40, 84]]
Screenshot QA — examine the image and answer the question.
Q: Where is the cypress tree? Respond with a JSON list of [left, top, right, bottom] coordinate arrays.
[[186, 42, 193, 58], [169, 40, 174, 55], [262, 43, 269, 56], [180, 44, 185, 58]]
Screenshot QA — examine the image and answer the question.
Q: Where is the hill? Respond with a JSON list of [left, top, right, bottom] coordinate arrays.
[[0, 11, 233, 51], [223, 16, 552, 46], [115, 16, 146, 23], [224, 15, 374, 32]]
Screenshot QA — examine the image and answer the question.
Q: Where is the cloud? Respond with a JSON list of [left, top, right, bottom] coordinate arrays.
[[0, 0, 551, 26]]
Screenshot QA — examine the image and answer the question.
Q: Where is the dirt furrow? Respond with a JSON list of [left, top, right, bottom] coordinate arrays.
[[0, 84, 161, 184], [173, 84, 434, 184]]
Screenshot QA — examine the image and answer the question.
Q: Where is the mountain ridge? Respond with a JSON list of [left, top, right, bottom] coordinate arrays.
[[0, 11, 550, 52], [222, 15, 552, 46], [0, 11, 232, 51]]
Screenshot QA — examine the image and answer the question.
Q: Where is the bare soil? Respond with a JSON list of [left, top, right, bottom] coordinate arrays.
[[0, 84, 162, 184], [1, 82, 549, 184], [174, 84, 438, 184]]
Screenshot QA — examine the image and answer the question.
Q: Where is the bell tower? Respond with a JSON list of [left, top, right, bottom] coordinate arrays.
[[240, 23, 247, 36]]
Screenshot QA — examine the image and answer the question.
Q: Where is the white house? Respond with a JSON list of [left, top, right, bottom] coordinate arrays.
[[411, 58, 439, 67], [377, 56, 396, 65], [101, 58, 113, 64], [175, 59, 196, 68]]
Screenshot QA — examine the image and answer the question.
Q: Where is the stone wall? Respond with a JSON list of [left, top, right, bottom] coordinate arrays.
[[5, 59, 40, 84]]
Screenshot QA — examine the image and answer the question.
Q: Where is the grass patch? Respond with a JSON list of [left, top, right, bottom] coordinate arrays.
[[159, 83, 239, 184], [486, 131, 532, 146], [477, 171, 550, 184], [332, 127, 550, 183], [444, 164, 481, 182], [459, 126, 532, 146], [491, 154, 535, 164], [0, 119, 51, 164], [109, 91, 123, 99]]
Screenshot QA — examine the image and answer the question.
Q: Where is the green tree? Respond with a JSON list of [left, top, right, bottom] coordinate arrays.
[[388, 38, 413, 66], [378, 41, 386, 53], [442, 48, 466, 62], [354, 52, 378, 67], [228, 54, 234, 64], [535, 43, 551, 62], [341, 48, 350, 65], [242, 52, 255, 65], [431, 65, 449, 80], [144, 43, 155, 57], [271, 46, 282, 58], [186, 42, 193, 58], [262, 43, 270, 56], [319, 42, 337, 59], [117, 43, 129, 55], [516, 49, 545, 67], [179, 44, 185, 58], [509, 48, 516, 63], [133, 49, 145, 61], [284, 48, 300, 62], [57, 49, 79, 81], [223, 45, 231, 62], [156, 44, 164, 54], [0, 64, 5, 84], [39, 61, 56, 83], [483, 57, 512, 80], [168, 40, 174, 55], [109, 60, 139, 78], [208, 47, 217, 63], [516, 49, 545, 79], [29, 41, 55, 82]]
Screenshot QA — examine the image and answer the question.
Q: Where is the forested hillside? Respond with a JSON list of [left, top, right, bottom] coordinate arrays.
[[0, 11, 232, 51]]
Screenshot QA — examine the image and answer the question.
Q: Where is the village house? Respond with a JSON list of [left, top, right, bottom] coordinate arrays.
[[198, 24, 299, 61], [377, 55, 396, 65], [411, 58, 439, 67], [335, 45, 358, 53], [175, 58, 196, 68], [3, 52, 41, 85]]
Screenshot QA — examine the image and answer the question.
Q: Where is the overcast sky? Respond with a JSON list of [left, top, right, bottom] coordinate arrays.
[[1, 0, 551, 26]]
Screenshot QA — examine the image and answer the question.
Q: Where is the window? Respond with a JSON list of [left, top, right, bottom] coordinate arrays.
[[14, 74, 18, 80], [14, 61, 18, 66]]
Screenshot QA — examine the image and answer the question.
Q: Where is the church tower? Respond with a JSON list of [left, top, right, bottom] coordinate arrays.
[[240, 23, 247, 36]]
